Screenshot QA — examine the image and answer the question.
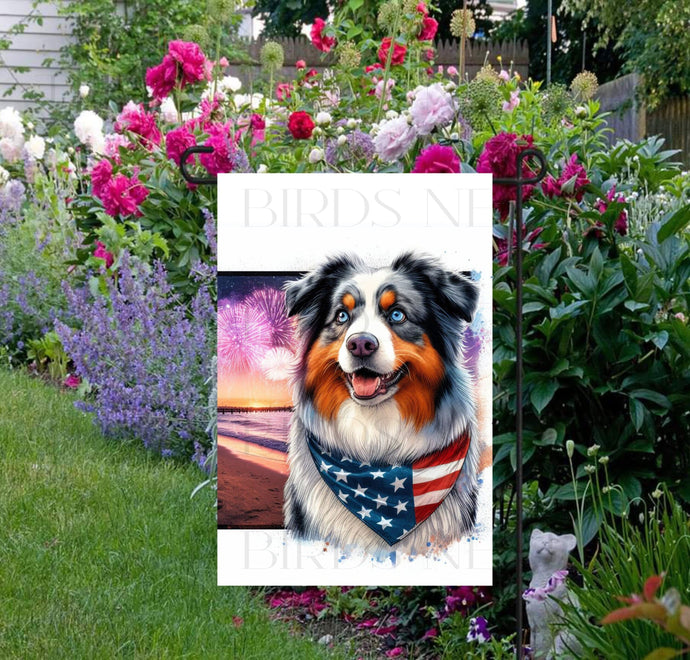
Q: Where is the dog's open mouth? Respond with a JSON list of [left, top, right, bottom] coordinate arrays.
[[346, 367, 406, 400]]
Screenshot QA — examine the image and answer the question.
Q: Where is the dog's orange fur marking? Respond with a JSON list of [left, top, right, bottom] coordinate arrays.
[[304, 338, 349, 420], [379, 289, 396, 311], [342, 293, 356, 311], [391, 333, 445, 430]]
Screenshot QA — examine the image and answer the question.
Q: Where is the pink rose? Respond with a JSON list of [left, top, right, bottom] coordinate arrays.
[[412, 144, 461, 173], [310, 18, 335, 53], [418, 16, 438, 41], [296, 59, 306, 69], [378, 37, 407, 66], [502, 89, 520, 112]]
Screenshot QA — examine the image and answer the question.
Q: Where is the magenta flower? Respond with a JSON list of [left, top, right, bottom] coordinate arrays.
[[165, 125, 196, 165], [64, 374, 81, 388], [412, 144, 461, 173], [310, 18, 335, 53], [385, 649, 405, 658], [476, 132, 536, 218], [146, 40, 211, 100], [93, 240, 114, 268], [418, 16, 438, 41], [100, 173, 149, 218], [90, 159, 113, 198], [115, 102, 162, 148], [199, 122, 248, 176], [542, 154, 590, 202], [595, 185, 628, 235]]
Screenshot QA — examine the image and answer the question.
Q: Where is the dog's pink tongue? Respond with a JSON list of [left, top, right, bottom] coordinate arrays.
[[352, 373, 381, 397]]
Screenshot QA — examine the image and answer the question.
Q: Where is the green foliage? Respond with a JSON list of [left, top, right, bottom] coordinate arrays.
[[13, 0, 244, 120], [494, 200, 690, 536], [563, 0, 690, 109], [253, 0, 331, 37], [559, 483, 690, 659], [26, 331, 69, 380]]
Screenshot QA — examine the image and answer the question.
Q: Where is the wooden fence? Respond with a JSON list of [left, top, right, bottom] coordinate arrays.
[[596, 73, 690, 165], [232, 37, 529, 86]]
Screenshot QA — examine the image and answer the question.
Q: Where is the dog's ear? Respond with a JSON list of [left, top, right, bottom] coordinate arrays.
[[439, 270, 478, 323], [285, 254, 361, 319], [392, 252, 478, 323]]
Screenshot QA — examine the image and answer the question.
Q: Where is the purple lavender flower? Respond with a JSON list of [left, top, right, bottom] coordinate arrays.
[[56, 252, 215, 463]]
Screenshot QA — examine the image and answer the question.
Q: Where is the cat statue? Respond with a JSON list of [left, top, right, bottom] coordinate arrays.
[[524, 529, 582, 659]]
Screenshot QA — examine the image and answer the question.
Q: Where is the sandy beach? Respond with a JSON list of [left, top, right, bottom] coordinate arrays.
[[217, 434, 288, 529]]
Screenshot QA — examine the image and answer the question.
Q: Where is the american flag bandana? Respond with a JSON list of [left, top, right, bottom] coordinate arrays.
[[306, 430, 471, 546]]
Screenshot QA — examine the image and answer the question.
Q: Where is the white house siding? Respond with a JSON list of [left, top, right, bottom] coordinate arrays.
[[0, 0, 74, 113]]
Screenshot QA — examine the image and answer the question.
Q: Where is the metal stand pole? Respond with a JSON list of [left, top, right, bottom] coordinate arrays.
[[546, 0, 553, 86], [495, 148, 547, 658]]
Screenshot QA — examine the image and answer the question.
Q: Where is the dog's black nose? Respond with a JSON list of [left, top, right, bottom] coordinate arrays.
[[347, 333, 379, 357]]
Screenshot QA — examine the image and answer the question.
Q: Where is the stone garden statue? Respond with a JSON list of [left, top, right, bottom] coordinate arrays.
[[524, 529, 582, 659]]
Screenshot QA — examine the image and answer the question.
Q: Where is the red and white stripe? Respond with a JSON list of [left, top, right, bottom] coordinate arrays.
[[412, 435, 470, 523]]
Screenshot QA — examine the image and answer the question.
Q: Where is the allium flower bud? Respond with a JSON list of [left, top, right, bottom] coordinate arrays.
[[260, 41, 285, 73], [566, 440, 575, 458]]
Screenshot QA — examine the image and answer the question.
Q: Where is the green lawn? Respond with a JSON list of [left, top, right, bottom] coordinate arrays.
[[0, 369, 331, 659]]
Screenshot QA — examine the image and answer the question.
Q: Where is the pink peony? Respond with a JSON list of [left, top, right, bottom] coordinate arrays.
[[200, 122, 244, 175], [90, 159, 113, 198], [287, 111, 315, 139], [93, 240, 114, 268], [146, 40, 210, 100], [373, 115, 417, 162], [418, 16, 438, 41], [296, 59, 306, 69], [310, 18, 335, 53], [115, 101, 162, 148], [64, 374, 81, 388], [476, 132, 536, 219], [165, 125, 196, 165], [447, 65, 458, 76], [412, 144, 461, 173], [378, 38, 407, 66], [100, 173, 149, 217], [103, 133, 132, 163], [409, 83, 456, 135]]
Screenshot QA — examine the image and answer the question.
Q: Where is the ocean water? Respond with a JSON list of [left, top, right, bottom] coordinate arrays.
[[217, 410, 291, 453]]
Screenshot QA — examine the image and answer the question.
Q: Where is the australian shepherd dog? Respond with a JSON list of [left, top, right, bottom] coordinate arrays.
[[283, 252, 481, 557]]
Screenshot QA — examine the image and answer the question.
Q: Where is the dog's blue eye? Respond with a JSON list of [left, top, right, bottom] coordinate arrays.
[[389, 309, 406, 324], [336, 310, 350, 324]]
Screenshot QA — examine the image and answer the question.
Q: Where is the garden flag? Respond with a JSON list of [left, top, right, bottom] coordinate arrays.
[[216, 173, 493, 586]]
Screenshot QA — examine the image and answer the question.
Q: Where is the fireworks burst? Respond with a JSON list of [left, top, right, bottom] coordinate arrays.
[[260, 347, 297, 381], [217, 300, 272, 373], [245, 287, 295, 348]]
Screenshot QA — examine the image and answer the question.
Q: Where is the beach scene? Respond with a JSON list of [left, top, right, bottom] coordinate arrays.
[[217, 274, 298, 529]]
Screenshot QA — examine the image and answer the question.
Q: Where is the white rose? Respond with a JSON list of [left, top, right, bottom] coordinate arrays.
[[337, 135, 347, 146], [308, 147, 323, 164], [315, 111, 332, 126], [79, 84, 90, 98], [346, 118, 357, 129], [0, 165, 9, 186], [24, 135, 46, 160]]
